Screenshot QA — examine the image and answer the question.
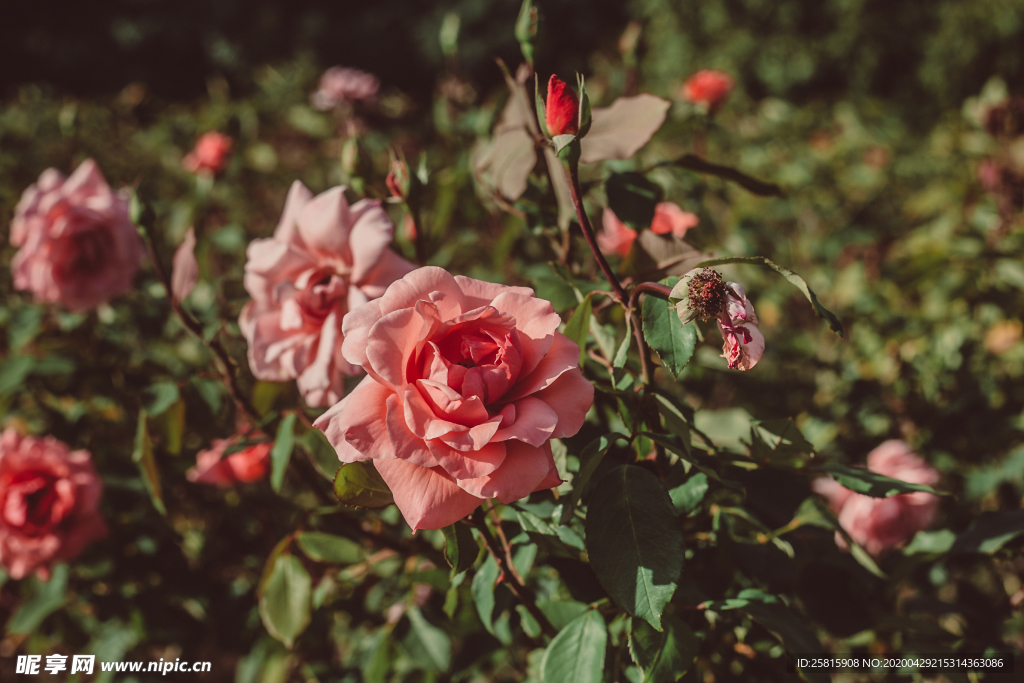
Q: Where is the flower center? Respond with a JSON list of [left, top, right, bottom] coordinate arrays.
[[687, 268, 728, 321]]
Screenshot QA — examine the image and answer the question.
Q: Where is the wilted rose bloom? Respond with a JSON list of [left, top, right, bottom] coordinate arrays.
[[10, 159, 146, 311], [649, 202, 699, 239], [813, 440, 941, 557], [240, 181, 415, 407], [315, 267, 595, 531], [598, 208, 637, 257], [683, 69, 735, 111], [183, 131, 233, 175], [546, 75, 580, 137], [716, 282, 764, 371], [187, 438, 271, 486], [0, 430, 106, 581], [311, 67, 380, 110]]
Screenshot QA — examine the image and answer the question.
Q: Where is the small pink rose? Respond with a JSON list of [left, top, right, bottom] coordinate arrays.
[[0, 430, 107, 581], [311, 67, 380, 110], [813, 440, 941, 557], [183, 132, 233, 175], [649, 202, 699, 239], [314, 267, 595, 531], [10, 159, 146, 311], [597, 208, 637, 258], [187, 438, 271, 486], [240, 181, 415, 407], [716, 282, 764, 371], [683, 69, 735, 112]]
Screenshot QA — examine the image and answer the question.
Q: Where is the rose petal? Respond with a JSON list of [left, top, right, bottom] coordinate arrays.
[[366, 306, 423, 387], [341, 299, 383, 369], [274, 181, 314, 244], [532, 368, 594, 438], [378, 266, 467, 318], [454, 275, 535, 310], [384, 394, 440, 468], [487, 291, 561, 377], [314, 377, 393, 462], [455, 440, 555, 503], [492, 396, 559, 447], [502, 332, 581, 402], [347, 200, 396, 283], [373, 460, 483, 531], [297, 186, 352, 257], [426, 440, 507, 480]]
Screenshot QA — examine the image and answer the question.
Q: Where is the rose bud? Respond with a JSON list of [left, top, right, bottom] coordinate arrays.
[[546, 75, 580, 137], [386, 154, 411, 201], [183, 132, 233, 176], [682, 69, 735, 113]]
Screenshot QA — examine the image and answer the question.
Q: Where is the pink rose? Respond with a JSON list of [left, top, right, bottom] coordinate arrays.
[[682, 69, 735, 112], [649, 202, 699, 239], [813, 440, 941, 556], [716, 282, 764, 371], [598, 208, 637, 257], [183, 132, 233, 175], [314, 267, 595, 531], [311, 67, 380, 110], [10, 159, 146, 311], [0, 430, 106, 581], [187, 438, 271, 486], [240, 181, 415, 407]]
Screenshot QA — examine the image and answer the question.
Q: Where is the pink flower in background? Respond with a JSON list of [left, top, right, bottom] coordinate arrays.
[[183, 132, 233, 175], [311, 67, 380, 110], [716, 282, 764, 371], [813, 440, 941, 556], [0, 430, 106, 581], [240, 181, 415, 407], [598, 208, 637, 257], [649, 202, 699, 239], [10, 159, 145, 311], [315, 267, 594, 531], [683, 69, 735, 112], [546, 75, 580, 137], [187, 438, 271, 486]]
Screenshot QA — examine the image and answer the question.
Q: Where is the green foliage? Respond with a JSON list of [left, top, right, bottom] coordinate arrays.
[[540, 610, 608, 683], [333, 461, 395, 508], [642, 276, 697, 378]]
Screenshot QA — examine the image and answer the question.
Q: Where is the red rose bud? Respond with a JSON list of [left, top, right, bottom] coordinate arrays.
[[682, 69, 735, 112], [183, 131, 233, 175], [546, 75, 579, 137], [386, 154, 410, 200]]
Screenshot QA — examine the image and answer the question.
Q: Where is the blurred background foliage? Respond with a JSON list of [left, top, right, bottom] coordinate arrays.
[[2, 0, 1024, 681]]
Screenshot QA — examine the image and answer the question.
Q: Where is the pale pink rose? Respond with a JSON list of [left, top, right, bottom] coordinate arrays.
[[314, 267, 595, 531], [598, 208, 637, 257], [240, 181, 415, 407], [311, 67, 380, 110], [716, 282, 764, 371], [10, 159, 146, 311], [813, 440, 941, 557], [682, 69, 735, 112], [183, 132, 233, 175], [649, 202, 699, 239], [0, 430, 106, 581], [187, 438, 271, 486]]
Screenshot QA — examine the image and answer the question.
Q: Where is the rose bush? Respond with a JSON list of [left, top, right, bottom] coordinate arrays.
[[315, 267, 594, 530], [10, 159, 145, 311], [0, 430, 106, 581], [240, 181, 415, 407]]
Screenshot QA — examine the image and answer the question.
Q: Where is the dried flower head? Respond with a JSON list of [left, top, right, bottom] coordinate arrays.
[[686, 268, 729, 321]]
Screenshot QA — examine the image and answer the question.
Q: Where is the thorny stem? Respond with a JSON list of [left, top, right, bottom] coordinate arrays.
[[563, 160, 628, 304], [470, 509, 557, 639]]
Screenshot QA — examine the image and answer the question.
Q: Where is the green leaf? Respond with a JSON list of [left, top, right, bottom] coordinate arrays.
[[816, 463, 946, 498], [471, 553, 500, 634], [296, 532, 364, 565], [6, 565, 68, 635], [629, 614, 700, 683], [406, 606, 452, 671], [652, 391, 692, 450], [606, 172, 662, 229], [517, 605, 541, 638], [670, 154, 784, 197], [668, 472, 709, 516], [585, 465, 684, 630], [270, 413, 297, 493], [749, 419, 815, 467], [540, 610, 608, 683], [259, 554, 312, 649], [696, 256, 843, 336], [538, 599, 590, 630], [333, 461, 395, 508], [903, 529, 957, 555], [150, 399, 185, 455], [132, 411, 166, 515], [564, 292, 594, 365], [442, 522, 479, 576], [950, 510, 1024, 555], [515, 0, 537, 64], [0, 356, 34, 396], [642, 277, 696, 378], [613, 316, 633, 369], [560, 434, 620, 524], [702, 589, 827, 683], [579, 95, 671, 164], [144, 381, 180, 416], [301, 428, 341, 480]]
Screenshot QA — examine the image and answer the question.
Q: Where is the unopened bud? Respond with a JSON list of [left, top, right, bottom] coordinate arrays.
[[546, 75, 580, 137], [386, 153, 411, 200]]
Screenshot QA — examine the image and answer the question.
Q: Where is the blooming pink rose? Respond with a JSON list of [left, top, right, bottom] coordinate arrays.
[[716, 282, 764, 371], [649, 202, 699, 239], [546, 75, 580, 137], [187, 438, 271, 486], [682, 69, 735, 112], [10, 159, 146, 311], [0, 430, 106, 581], [598, 208, 637, 257], [240, 181, 415, 407], [183, 131, 233, 175], [813, 440, 941, 556], [311, 67, 380, 110], [314, 267, 595, 531]]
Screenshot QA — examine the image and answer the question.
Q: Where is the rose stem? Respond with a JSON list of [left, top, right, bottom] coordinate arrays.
[[470, 510, 558, 639], [563, 160, 628, 303]]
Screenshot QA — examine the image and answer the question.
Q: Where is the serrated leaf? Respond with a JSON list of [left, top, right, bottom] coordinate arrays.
[[749, 419, 815, 467], [560, 434, 620, 524], [652, 391, 692, 449], [613, 316, 632, 369], [442, 522, 479, 576], [333, 461, 395, 508], [585, 466, 684, 630], [259, 554, 312, 649], [540, 610, 608, 683], [903, 529, 957, 555], [132, 411, 166, 515], [670, 154, 784, 197], [696, 256, 843, 336], [538, 600, 590, 630], [787, 497, 885, 578], [950, 510, 1024, 555], [642, 276, 696, 378], [564, 292, 594, 365], [296, 532, 364, 565], [580, 95, 671, 164], [270, 413, 296, 493], [629, 614, 700, 683], [816, 463, 946, 498]]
